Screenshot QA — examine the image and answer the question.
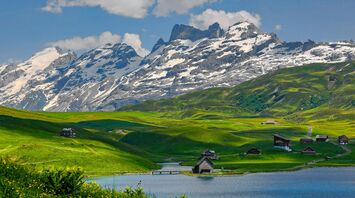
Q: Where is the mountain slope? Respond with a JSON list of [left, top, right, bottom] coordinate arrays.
[[121, 61, 355, 118], [1, 22, 355, 111]]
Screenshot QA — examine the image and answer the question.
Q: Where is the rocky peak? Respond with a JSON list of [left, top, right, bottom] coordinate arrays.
[[226, 21, 262, 40], [151, 38, 166, 52], [169, 23, 225, 42]]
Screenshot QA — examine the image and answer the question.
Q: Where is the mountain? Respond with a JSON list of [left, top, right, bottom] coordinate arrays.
[[121, 61, 355, 119], [1, 22, 355, 111]]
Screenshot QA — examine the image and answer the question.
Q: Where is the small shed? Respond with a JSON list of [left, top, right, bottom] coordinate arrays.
[[302, 147, 316, 155], [274, 134, 291, 151], [300, 138, 314, 144], [192, 157, 214, 174], [246, 148, 261, 155], [201, 150, 218, 160], [316, 135, 329, 142], [262, 120, 278, 125], [338, 135, 349, 145], [60, 128, 76, 138]]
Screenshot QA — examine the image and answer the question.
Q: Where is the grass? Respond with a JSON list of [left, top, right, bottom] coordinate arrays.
[[0, 62, 354, 176], [0, 106, 353, 176]]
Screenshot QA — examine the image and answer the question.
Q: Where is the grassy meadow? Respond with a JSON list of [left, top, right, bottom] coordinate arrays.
[[0, 105, 353, 176], [0, 62, 354, 176]]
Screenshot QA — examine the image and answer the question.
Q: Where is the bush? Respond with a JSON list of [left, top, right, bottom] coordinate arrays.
[[0, 158, 149, 197]]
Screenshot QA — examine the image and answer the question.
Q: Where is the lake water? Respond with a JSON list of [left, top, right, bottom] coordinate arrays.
[[91, 166, 355, 198]]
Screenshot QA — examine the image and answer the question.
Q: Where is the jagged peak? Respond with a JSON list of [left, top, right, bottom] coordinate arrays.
[[151, 38, 166, 53], [169, 23, 224, 42]]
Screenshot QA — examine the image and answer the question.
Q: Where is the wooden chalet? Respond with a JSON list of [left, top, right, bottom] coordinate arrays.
[[192, 157, 214, 174], [246, 148, 261, 155], [338, 135, 349, 145], [316, 135, 329, 142], [302, 147, 316, 155], [273, 134, 291, 151], [201, 150, 218, 160], [300, 138, 314, 144], [262, 120, 278, 125], [60, 128, 76, 138]]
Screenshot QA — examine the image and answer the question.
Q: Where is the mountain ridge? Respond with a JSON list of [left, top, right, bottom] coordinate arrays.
[[1, 22, 355, 111]]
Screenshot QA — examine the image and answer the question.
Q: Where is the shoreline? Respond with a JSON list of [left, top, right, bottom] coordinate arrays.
[[87, 164, 355, 179]]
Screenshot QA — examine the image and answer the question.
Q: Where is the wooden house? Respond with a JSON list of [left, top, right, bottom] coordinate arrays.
[[300, 138, 314, 144], [246, 148, 261, 155], [316, 135, 329, 142], [338, 135, 349, 145], [201, 150, 218, 160], [262, 120, 278, 125], [273, 134, 291, 151], [192, 157, 214, 174], [60, 128, 76, 138], [302, 147, 316, 155]]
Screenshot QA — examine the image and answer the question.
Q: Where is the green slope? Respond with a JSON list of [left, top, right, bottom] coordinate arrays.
[[0, 62, 354, 175], [121, 62, 355, 119]]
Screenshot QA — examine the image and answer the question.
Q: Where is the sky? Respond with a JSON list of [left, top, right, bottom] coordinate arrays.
[[1, 0, 355, 63]]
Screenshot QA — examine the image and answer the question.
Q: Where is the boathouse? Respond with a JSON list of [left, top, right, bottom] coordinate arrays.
[[300, 138, 314, 144], [246, 148, 261, 155], [60, 128, 76, 138], [201, 150, 218, 160], [316, 135, 329, 142], [192, 157, 214, 174], [338, 135, 349, 145], [302, 147, 316, 155], [273, 134, 291, 151]]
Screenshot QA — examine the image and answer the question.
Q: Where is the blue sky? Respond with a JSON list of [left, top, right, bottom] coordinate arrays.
[[1, 0, 354, 63]]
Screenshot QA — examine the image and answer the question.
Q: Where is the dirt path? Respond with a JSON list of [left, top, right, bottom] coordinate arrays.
[[289, 142, 352, 171]]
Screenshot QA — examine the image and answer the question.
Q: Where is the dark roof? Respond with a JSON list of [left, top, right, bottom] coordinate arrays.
[[274, 134, 290, 141], [303, 147, 315, 152], [316, 135, 328, 139], [196, 156, 214, 166], [246, 148, 261, 154], [338, 135, 349, 140]]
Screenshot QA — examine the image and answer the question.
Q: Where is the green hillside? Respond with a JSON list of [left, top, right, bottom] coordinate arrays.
[[0, 62, 354, 176], [121, 62, 355, 119]]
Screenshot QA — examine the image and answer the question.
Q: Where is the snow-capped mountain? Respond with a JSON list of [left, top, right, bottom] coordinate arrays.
[[1, 22, 354, 111]]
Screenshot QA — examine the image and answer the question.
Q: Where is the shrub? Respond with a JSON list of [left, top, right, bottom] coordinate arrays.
[[0, 158, 150, 197]]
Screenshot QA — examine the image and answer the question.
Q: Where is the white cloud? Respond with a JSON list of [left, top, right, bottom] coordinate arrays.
[[189, 9, 261, 30], [48, 31, 149, 57], [154, 0, 217, 16], [48, 31, 121, 51], [275, 24, 282, 31], [122, 33, 149, 57], [42, 0, 154, 19]]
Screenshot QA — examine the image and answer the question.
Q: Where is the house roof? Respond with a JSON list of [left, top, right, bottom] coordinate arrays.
[[303, 147, 315, 152], [274, 134, 290, 141], [196, 156, 214, 166], [338, 135, 349, 140], [316, 135, 328, 139], [247, 148, 261, 153]]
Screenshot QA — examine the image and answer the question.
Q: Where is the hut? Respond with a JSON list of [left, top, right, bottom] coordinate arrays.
[[262, 120, 278, 125], [316, 135, 329, 142], [302, 147, 316, 155], [60, 128, 76, 138], [300, 138, 314, 144], [338, 135, 349, 145], [192, 157, 214, 174], [201, 150, 218, 160], [246, 148, 261, 155], [273, 134, 291, 151]]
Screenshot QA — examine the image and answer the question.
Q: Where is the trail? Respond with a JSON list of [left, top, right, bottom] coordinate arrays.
[[289, 142, 352, 171]]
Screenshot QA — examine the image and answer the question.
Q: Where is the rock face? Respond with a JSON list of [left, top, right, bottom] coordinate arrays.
[[1, 22, 355, 111]]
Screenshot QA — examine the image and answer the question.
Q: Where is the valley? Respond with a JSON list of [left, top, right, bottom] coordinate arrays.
[[1, 62, 354, 176]]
